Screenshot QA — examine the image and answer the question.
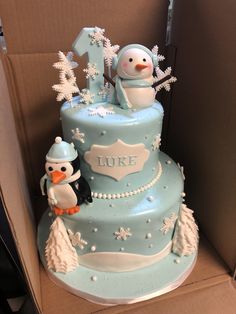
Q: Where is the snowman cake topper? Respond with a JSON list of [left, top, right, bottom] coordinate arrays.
[[40, 136, 92, 216], [52, 26, 176, 109]]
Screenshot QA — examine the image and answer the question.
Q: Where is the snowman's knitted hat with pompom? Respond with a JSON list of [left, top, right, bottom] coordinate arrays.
[[46, 137, 78, 163]]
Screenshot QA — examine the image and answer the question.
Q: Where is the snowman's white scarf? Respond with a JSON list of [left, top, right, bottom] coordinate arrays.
[[40, 169, 81, 196]]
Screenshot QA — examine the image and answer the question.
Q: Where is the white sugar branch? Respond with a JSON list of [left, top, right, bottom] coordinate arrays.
[[104, 38, 120, 67], [160, 213, 177, 234]]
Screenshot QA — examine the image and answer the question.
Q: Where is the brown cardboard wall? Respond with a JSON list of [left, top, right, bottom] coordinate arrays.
[[168, 0, 236, 271], [0, 58, 42, 313]]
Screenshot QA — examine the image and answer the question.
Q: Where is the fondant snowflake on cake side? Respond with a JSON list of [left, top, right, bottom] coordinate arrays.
[[152, 134, 161, 151], [88, 105, 115, 118], [160, 213, 178, 235], [71, 128, 85, 143], [83, 63, 100, 80], [79, 89, 95, 105], [114, 227, 132, 241], [89, 26, 105, 46], [67, 229, 88, 249]]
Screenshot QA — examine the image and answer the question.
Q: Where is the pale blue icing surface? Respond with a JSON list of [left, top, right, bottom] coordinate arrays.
[[61, 98, 164, 194], [60, 152, 183, 256]]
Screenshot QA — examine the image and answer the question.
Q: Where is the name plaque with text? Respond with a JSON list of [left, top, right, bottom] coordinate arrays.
[[84, 139, 150, 181]]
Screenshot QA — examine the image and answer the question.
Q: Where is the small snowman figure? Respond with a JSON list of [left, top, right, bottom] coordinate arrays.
[[112, 44, 158, 109], [40, 137, 92, 215]]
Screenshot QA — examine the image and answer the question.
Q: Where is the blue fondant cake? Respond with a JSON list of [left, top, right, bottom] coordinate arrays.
[[37, 27, 198, 305]]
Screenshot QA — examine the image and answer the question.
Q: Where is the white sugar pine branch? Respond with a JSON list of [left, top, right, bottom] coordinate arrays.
[[103, 38, 120, 67]]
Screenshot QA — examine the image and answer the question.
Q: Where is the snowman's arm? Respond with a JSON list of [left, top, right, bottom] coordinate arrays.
[[103, 73, 115, 87], [152, 74, 172, 89]]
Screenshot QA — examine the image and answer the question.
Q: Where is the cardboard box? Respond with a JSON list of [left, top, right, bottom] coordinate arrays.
[[0, 0, 235, 313]]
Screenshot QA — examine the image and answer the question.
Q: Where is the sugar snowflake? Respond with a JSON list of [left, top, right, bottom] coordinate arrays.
[[53, 51, 75, 77], [88, 105, 115, 118], [152, 45, 165, 65], [103, 38, 120, 67], [160, 213, 177, 235], [79, 89, 95, 105], [154, 67, 177, 92], [83, 63, 99, 80], [114, 227, 132, 241], [152, 134, 161, 151], [71, 128, 85, 143], [89, 26, 105, 46], [67, 229, 87, 249], [98, 83, 114, 101], [52, 76, 79, 102]]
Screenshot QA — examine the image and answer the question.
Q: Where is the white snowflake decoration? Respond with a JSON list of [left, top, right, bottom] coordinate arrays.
[[152, 45, 165, 65], [152, 134, 161, 151], [177, 163, 185, 180], [83, 63, 99, 80], [53, 76, 79, 102], [88, 105, 115, 118], [103, 38, 120, 67], [160, 213, 178, 235], [98, 82, 114, 101], [114, 227, 132, 241], [154, 67, 177, 92], [67, 229, 88, 249], [53, 51, 75, 77], [89, 27, 105, 46], [71, 128, 85, 143], [79, 89, 95, 105]]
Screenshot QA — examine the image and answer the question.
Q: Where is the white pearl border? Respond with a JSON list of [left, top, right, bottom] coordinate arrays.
[[91, 162, 162, 199]]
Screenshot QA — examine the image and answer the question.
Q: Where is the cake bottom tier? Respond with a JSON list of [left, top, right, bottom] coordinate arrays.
[[38, 214, 197, 305]]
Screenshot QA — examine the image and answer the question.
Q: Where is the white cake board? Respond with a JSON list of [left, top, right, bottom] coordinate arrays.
[[38, 212, 197, 305]]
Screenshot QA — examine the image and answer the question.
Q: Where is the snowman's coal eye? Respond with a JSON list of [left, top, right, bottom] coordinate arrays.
[[129, 58, 133, 62], [61, 167, 66, 172], [143, 58, 146, 62], [48, 166, 53, 171]]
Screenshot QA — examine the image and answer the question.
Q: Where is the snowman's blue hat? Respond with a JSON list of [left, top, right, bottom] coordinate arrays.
[[112, 44, 158, 70], [46, 137, 78, 163]]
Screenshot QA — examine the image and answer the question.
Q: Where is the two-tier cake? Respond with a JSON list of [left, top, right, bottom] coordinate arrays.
[[37, 27, 198, 305]]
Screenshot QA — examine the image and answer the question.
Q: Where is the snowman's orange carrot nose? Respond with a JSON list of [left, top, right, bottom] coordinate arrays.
[[135, 64, 148, 71], [51, 171, 66, 184]]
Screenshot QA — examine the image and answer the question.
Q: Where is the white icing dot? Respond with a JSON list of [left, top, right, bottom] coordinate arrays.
[[146, 218, 151, 223], [117, 194, 121, 199], [144, 135, 148, 139], [102, 194, 106, 199], [48, 212, 53, 217], [91, 275, 97, 281], [120, 247, 125, 251], [121, 193, 125, 198], [98, 193, 103, 199], [107, 194, 112, 199], [125, 192, 130, 197], [149, 244, 153, 248], [94, 192, 98, 198], [101, 130, 106, 135], [90, 176, 94, 181], [147, 196, 154, 202], [112, 194, 116, 199], [109, 204, 115, 208], [163, 185, 168, 190], [174, 258, 181, 264], [126, 182, 131, 187], [181, 192, 186, 197], [166, 160, 172, 164], [93, 228, 98, 232], [146, 233, 152, 239], [91, 245, 96, 252]]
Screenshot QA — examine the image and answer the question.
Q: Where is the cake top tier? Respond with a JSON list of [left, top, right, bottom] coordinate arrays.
[[52, 26, 176, 110]]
